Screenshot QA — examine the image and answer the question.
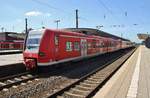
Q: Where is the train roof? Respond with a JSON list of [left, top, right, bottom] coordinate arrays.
[[46, 28, 87, 36], [63, 28, 130, 41], [0, 32, 25, 41]]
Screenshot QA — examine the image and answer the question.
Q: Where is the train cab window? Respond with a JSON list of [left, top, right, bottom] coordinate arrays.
[[66, 42, 72, 51], [74, 42, 80, 51], [26, 31, 43, 51]]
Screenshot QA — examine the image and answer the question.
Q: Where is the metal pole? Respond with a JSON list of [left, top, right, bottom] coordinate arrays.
[[1, 27, 4, 32], [54, 20, 60, 29], [121, 33, 123, 48], [25, 18, 28, 34], [24, 18, 28, 51], [76, 9, 79, 28], [56, 22, 58, 29]]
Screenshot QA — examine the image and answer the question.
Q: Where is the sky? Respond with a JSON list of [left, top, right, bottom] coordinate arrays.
[[0, 0, 150, 42]]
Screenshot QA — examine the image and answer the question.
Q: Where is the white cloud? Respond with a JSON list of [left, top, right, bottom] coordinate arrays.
[[25, 11, 42, 16], [25, 11, 51, 17]]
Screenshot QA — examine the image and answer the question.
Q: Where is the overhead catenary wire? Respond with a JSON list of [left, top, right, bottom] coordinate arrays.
[[97, 0, 130, 27], [30, 0, 88, 23], [97, 0, 113, 15], [96, 0, 123, 25]]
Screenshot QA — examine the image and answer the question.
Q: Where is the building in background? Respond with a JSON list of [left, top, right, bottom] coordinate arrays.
[[0, 32, 25, 42]]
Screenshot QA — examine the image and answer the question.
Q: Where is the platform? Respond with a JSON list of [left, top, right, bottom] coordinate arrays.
[[0, 50, 22, 53], [94, 45, 150, 98], [0, 54, 23, 66]]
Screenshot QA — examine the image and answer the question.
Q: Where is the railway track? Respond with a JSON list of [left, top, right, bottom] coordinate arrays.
[[48, 48, 136, 98], [0, 72, 37, 91], [0, 47, 136, 98]]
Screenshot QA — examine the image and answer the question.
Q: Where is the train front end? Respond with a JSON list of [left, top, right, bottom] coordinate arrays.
[[23, 30, 44, 70]]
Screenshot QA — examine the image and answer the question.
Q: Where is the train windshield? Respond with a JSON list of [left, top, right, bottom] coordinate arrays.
[[26, 30, 43, 51]]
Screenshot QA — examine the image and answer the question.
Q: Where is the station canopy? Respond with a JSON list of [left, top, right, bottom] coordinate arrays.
[[63, 28, 130, 41], [137, 33, 150, 40]]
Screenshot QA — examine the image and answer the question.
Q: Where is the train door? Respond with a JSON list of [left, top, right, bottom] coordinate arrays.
[[54, 34, 59, 60], [81, 39, 87, 56], [99, 40, 102, 53]]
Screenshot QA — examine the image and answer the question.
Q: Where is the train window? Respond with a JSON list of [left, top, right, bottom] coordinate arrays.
[[101, 42, 103, 47], [26, 31, 43, 51], [102, 43, 105, 47], [9, 43, 14, 49], [66, 42, 72, 51], [26, 38, 40, 50], [74, 42, 80, 51], [88, 43, 91, 49], [96, 42, 99, 48], [92, 40, 96, 48], [55, 36, 59, 45]]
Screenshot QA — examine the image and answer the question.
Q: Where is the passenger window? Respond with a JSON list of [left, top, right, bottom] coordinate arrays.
[[74, 42, 80, 51], [88, 43, 91, 49], [66, 42, 72, 51], [55, 36, 59, 45]]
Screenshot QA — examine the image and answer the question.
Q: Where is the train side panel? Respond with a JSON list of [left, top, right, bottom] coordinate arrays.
[[55, 34, 81, 60]]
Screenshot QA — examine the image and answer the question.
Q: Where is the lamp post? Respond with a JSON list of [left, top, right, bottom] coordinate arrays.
[[54, 20, 60, 29], [1, 27, 4, 32]]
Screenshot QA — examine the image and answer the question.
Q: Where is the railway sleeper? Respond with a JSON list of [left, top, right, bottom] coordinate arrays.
[[90, 75, 105, 79], [87, 76, 104, 82], [94, 74, 110, 78], [21, 76, 29, 79], [80, 82, 97, 88], [88, 77, 102, 82], [26, 74, 33, 78], [63, 91, 85, 98], [69, 88, 90, 96], [75, 85, 94, 91], [94, 72, 107, 75], [0, 82, 6, 86], [94, 73, 109, 76], [57, 96, 64, 98], [14, 78, 22, 81], [84, 80, 100, 85], [7, 80, 15, 83]]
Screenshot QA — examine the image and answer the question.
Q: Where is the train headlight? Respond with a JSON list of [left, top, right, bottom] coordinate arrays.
[[39, 52, 45, 57]]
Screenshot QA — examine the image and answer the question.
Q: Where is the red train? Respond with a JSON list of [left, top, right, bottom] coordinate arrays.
[[0, 32, 24, 50], [23, 28, 133, 69], [0, 41, 23, 50]]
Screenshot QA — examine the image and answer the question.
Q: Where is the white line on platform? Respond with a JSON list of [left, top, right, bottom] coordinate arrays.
[[126, 47, 141, 98]]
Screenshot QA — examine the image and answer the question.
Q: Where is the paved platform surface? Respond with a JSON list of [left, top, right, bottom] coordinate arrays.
[[0, 50, 22, 53], [94, 45, 150, 98], [0, 54, 23, 66]]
